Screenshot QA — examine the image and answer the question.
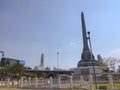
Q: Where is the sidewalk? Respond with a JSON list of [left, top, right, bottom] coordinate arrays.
[[0, 88, 87, 90], [0, 88, 19, 90]]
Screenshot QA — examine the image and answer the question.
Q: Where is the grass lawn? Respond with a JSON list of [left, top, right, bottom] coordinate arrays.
[[93, 83, 120, 90]]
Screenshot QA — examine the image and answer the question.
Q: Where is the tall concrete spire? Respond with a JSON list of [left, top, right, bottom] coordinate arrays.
[[41, 53, 44, 66], [81, 12, 89, 51], [80, 12, 91, 62], [77, 12, 99, 67]]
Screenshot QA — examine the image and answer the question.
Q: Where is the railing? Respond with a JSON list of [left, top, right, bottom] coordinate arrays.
[[0, 74, 120, 90]]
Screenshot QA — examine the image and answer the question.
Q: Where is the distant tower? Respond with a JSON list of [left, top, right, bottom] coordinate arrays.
[[41, 53, 44, 66], [97, 54, 102, 61]]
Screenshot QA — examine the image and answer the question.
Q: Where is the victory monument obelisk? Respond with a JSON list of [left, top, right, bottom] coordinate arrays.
[[77, 12, 99, 67], [71, 12, 102, 77]]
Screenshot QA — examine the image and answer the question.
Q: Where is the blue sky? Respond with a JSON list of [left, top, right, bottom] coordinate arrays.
[[0, 0, 120, 69]]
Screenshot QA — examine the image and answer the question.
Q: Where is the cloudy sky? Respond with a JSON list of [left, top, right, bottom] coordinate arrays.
[[0, 0, 120, 69]]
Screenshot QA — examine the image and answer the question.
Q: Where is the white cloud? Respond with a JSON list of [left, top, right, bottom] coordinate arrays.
[[111, 48, 120, 53], [69, 41, 78, 46], [107, 48, 120, 58]]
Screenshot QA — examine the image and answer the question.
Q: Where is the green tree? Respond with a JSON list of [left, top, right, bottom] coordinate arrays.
[[103, 57, 120, 72], [26, 73, 37, 78], [0, 66, 9, 79], [8, 63, 25, 79]]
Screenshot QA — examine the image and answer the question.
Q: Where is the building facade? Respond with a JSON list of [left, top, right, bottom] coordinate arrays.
[[0, 57, 25, 67]]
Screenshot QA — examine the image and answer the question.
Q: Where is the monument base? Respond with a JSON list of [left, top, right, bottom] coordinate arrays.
[[70, 66, 102, 80]]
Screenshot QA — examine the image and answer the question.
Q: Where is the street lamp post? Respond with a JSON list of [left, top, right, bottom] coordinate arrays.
[[87, 31, 97, 90], [57, 52, 59, 69]]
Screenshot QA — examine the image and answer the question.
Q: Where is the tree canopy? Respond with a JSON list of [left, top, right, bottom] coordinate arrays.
[[8, 63, 25, 76]]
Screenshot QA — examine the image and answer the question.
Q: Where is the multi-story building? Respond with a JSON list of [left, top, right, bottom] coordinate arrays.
[[0, 57, 25, 67]]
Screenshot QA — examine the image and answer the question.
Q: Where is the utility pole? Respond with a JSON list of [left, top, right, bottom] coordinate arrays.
[[57, 52, 59, 69], [87, 31, 97, 90]]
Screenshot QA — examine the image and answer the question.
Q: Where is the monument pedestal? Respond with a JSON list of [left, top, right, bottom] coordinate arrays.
[[71, 66, 102, 80]]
